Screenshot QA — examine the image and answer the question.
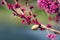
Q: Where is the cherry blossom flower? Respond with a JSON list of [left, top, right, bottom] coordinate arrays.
[[47, 34, 56, 39], [14, 3, 20, 9], [7, 3, 13, 10], [20, 14, 25, 19], [37, 0, 59, 14]]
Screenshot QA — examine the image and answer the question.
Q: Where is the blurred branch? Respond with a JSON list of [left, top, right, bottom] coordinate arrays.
[[3, 0, 60, 35]]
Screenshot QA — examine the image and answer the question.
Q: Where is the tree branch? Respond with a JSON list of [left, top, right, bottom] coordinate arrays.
[[3, 0, 60, 34]]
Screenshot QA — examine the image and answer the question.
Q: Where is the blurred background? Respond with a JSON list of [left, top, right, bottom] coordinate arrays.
[[0, 0, 60, 40]]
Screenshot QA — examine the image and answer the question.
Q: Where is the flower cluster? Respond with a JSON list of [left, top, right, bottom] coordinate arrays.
[[37, 0, 60, 23], [1, 0, 40, 25], [37, 0, 60, 13]]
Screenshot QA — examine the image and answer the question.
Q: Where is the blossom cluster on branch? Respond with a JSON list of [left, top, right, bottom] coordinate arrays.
[[0, 0, 60, 40], [37, 0, 60, 22]]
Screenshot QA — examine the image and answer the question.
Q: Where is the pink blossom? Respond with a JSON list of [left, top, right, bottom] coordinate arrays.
[[27, 16, 32, 20], [21, 19, 25, 24], [29, 5, 34, 10], [54, 15, 60, 23], [25, 16, 32, 25], [1, 1, 5, 5], [26, 20, 31, 25], [35, 19, 40, 25], [20, 14, 25, 19], [37, 0, 59, 13], [14, 3, 20, 9], [21, 8, 25, 13], [47, 34, 56, 39], [46, 24, 51, 28], [31, 19, 36, 24], [39, 27, 45, 30], [31, 19, 40, 25], [33, 14, 37, 18], [7, 3, 13, 10]]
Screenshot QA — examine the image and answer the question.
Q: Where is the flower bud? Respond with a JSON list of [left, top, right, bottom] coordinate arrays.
[[12, 12, 17, 16], [25, 0, 28, 5], [16, 0, 19, 2], [29, 5, 34, 10], [1, 1, 5, 5], [14, 3, 20, 9], [33, 14, 37, 18], [21, 8, 25, 13], [46, 24, 52, 28], [7, 3, 13, 10], [31, 25, 39, 30]]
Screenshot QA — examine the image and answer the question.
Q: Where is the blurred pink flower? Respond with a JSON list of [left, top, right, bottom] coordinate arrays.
[[21, 8, 25, 13], [37, 0, 59, 13], [29, 5, 34, 10], [14, 3, 20, 9], [46, 24, 51, 28], [7, 3, 13, 10], [1, 1, 5, 5], [21, 19, 25, 24], [47, 34, 56, 39]]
